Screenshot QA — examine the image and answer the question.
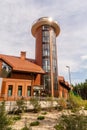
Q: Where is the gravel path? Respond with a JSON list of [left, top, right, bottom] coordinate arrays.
[[11, 110, 87, 130], [12, 110, 62, 130]]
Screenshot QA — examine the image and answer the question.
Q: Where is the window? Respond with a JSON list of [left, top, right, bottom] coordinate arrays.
[[27, 86, 31, 96], [8, 85, 13, 96], [43, 49, 48, 56], [43, 58, 50, 72], [42, 25, 49, 31], [50, 29, 56, 44], [2, 62, 12, 72], [43, 74, 51, 90], [43, 44, 50, 56], [42, 36, 50, 42], [18, 86, 22, 96], [53, 59, 57, 72], [43, 31, 49, 36], [42, 31, 50, 42]]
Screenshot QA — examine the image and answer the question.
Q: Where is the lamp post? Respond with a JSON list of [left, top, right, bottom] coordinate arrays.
[[66, 66, 71, 86]]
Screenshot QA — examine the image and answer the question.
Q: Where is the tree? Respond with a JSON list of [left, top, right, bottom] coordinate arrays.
[[0, 101, 12, 130], [73, 79, 87, 100]]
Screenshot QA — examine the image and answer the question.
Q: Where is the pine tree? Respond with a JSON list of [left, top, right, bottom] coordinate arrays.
[[0, 101, 11, 130]]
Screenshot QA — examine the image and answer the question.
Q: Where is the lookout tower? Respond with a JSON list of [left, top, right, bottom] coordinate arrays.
[[31, 17, 60, 97]]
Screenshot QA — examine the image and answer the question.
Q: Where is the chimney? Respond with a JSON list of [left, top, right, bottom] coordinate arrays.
[[20, 51, 26, 60]]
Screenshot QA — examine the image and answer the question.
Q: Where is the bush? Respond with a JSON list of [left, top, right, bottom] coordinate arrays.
[[84, 101, 87, 110], [56, 98, 67, 111], [21, 126, 29, 130], [6, 127, 13, 130], [67, 91, 83, 111], [0, 101, 12, 130], [54, 114, 87, 130], [15, 98, 26, 114], [41, 111, 47, 115], [30, 121, 40, 126], [30, 97, 41, 113], [46, 97, 54, 111], [13, 115, 21, 121], [21, 125, 31, 130], [37, 115, 45, 120]]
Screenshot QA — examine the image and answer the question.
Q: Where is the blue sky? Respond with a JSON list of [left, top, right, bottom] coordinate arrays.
[[0, 0, 87, 85]]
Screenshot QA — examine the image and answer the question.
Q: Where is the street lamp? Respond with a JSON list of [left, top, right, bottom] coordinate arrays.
[[66, 66, 71, 86]]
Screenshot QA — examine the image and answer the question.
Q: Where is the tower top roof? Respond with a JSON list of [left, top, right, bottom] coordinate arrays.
[[31, 17, 60, 37]]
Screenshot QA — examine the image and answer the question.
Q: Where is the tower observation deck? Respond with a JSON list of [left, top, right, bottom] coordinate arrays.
[[31, 17, 60, 37]]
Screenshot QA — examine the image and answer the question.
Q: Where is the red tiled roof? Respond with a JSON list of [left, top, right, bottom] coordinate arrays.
[[58, 76, 70, 89], [58, 76, 65, 83], [65, 81, 69, 86], [0, 54, 44, 74]]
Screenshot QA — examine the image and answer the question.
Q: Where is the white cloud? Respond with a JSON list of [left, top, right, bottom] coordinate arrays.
[[81, 55, 87, 60], [0, 0, 87, 84]]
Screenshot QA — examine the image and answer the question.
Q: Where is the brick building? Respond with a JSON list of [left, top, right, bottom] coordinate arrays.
[[0, 17, 70, 101]]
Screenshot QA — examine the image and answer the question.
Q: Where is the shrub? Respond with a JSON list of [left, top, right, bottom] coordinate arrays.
[[30, 97, 41, 113], [67, 91, 83, 111], [37, 115, 45, 120], [54, 114, 87, 130], [30, 121, 40, 126], [6, 127, 13, 130], [41, 111, 47, 115], [21, 125, 31, 130], [15, 98, 26, 114], [21, 126, 29, 130], [0, 101, 12, 130], [13, 115, 21, 121], [45, 97, 54, 111], [84, 101, 87, 110], [56, 98, 67, 111]]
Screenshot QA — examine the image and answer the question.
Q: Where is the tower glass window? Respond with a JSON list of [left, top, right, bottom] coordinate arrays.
[[43, 58, 50, 72], [42, 26, 58, 91], [42, 25, 49, 31], [42, 44, 50, 56], [42, 31, 50, 43], [43, 74, 51, 94], [42, 26, 51, 94], [50, 29, 58, 90]]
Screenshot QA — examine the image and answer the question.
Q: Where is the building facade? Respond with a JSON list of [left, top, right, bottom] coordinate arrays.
[[0, 17, 70, 101], [0, 52, 44, 101]]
